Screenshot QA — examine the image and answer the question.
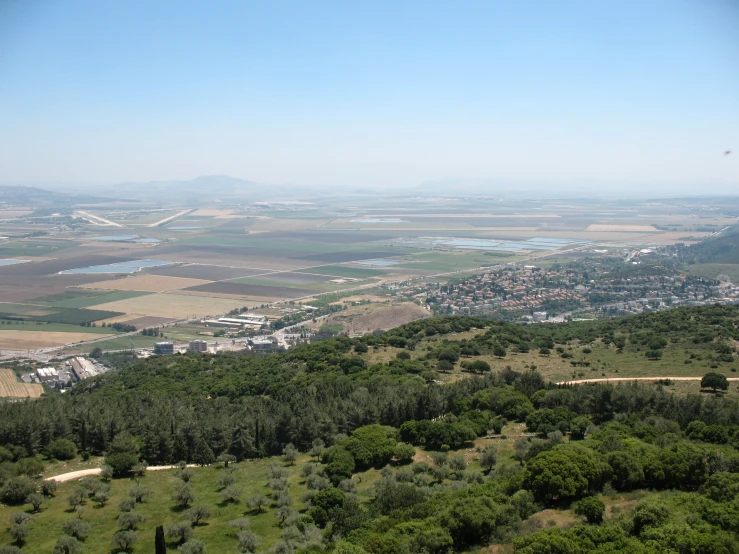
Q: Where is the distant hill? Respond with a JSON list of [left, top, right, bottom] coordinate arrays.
[[0, 185, 108, 207], [114, 174, 306, 201], [680, 224, 739, 264]]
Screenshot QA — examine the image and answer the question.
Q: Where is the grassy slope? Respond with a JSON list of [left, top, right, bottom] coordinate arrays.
[[0, 453, 375, 553]]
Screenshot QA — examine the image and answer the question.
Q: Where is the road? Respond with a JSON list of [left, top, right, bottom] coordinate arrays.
[[148, 208, 194, 228], [557, 376, 739, 386], [74, 210, 123, 227], [45, 464, 198, 482]]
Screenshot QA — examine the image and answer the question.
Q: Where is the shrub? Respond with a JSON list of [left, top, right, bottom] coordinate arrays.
[[574, 496, 605, 524], [62, 519, 91, 541], [1, 476, 37, 505], [166, 521, 193, 543], [46, 439, 77, 461], [53, 535, 83, 554]]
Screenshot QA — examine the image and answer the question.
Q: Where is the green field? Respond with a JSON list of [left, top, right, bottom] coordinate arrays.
[[0, 241, 75, 258], [396, 251, 520, 273], [0, 321, 115, 334], [301, 265, 388, 278]]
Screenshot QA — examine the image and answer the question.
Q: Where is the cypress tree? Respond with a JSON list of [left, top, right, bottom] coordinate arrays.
[[155, 524, 166, 554]]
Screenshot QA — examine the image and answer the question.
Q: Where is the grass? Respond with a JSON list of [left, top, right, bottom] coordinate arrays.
[[51, 291, 152, 309], [396, 251, 516, 273], [0, 240, 75, 258], [0, 453, 367, 553]]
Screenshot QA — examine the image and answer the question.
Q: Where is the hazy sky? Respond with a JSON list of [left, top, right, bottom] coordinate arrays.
[[0, 0, 737, 192]]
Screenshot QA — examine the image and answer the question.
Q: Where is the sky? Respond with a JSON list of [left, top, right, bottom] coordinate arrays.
[[0, 0, 737, 194]]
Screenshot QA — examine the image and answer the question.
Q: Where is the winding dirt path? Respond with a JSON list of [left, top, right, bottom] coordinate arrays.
[[557, 376, 739, 386], [45, 464, 197, 482]]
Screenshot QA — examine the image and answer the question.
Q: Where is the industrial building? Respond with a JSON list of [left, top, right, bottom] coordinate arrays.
[[154, 341, 175, 355], [189, 340, 208, 352]]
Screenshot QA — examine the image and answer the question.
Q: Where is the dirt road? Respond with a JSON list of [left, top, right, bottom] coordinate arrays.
[[45, 464, 197, 482], [557, 376, 739, 386]]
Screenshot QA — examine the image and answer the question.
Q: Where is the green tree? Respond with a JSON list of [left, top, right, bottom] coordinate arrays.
[[282, 443, 298, 465], [62, 519, 90, 541], [1, 476, 38, 505], [393, 442, 415, 463], [111, 530, 137, 552], [172, 483, 195, 508], [574, 496, 605, 523], [187, 504, 211, 526], [166, 521, 193, 544], [117, 512, 146, 531], [46, 439, 77, 461], [480, 445, 497, 472], [701, 372, 729, 392], [247, 494, 268, 513], [237, 530, 261, 553], [53, 535, 83, 554], [26, 492, 44, 512], [493, 345, 506, 358], [155, 525, 166, 554]]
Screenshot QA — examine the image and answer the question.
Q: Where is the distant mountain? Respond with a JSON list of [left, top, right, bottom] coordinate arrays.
[[0, 185, 109, 207], [113, 174, 262, 200]]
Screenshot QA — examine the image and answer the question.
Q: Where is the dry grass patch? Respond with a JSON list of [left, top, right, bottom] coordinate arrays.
[[585, 224, 658, 232], [94, 292, 246, 318], [325, 302, 429, 335], [0, 369, 42, 397], [81, 274, 212, 292], [0, 330, 107, 349]]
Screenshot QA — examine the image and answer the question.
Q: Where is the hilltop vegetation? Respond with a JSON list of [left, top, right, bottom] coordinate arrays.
[[1, 307, 739, 552], [678, 224, 739, 264]]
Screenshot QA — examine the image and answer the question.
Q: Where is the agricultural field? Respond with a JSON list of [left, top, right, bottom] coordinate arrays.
[[93, 293, 248, 319], [0, 368, 42, 397], [0, 191, 735, 350]]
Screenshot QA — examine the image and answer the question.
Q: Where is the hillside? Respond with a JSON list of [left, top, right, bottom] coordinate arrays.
[[679, 224, 739, 264], [1, 307, 739, 553]]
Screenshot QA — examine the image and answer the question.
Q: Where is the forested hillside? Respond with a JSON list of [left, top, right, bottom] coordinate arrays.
[[2, 306, 739, 553], [678, 224, 739, 264]]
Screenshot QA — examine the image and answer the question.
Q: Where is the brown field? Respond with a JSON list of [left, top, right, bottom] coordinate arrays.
[[0, 369, 42, 398], [0, 331, 107, 349], [184, 281, 318, 299], [323, 302, 430, 335], [93, 292, 247, 318], [585, 224, 658, 232], [81, 274, 212, 292]]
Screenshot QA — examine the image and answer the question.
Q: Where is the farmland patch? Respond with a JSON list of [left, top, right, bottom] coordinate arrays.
[[0, 331, 110, 350], [0, 369, 42, 397], [145, 263, 263, 280], [93, 293, 247, 318], [183, 281, 318, 299], [301, 265, 388, 278], [81, 274, 212, 292]]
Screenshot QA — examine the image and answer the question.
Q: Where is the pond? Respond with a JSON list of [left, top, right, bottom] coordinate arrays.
[[60, 259, 173, 274]]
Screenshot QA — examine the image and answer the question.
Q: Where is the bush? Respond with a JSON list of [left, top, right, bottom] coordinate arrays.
[[166, 521, 193, 543], [46, 439, 77, 461], [62, 519, 91, 541], [111, 530, 137, 552], [574, 496, 605, 524], [1, 476, 38, 505], [187, 504, 212, 525], [393, 442, 416, 463], [105, 453, 139, 478], [53, 535, 83, 554]]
